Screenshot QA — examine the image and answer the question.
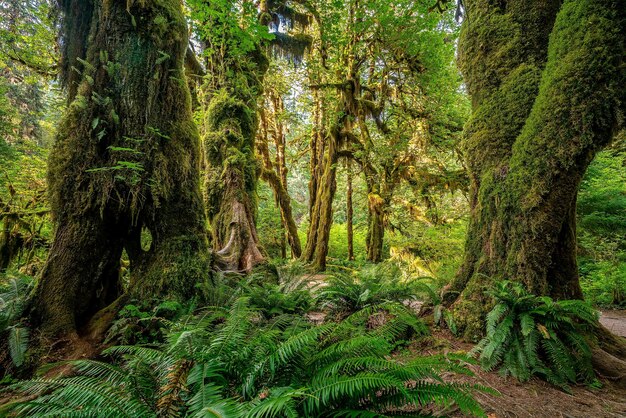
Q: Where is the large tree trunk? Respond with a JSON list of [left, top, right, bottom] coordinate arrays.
[[30, 0, 209, 338], [448, 0, 625, 344], [204, 92, 266, 272], [197, 1, 269, 273]]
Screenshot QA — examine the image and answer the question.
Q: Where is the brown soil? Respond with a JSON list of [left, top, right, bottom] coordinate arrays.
[[406, 328, 626, 418]]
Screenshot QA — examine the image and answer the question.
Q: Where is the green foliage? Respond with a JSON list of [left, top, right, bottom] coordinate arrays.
[[472, 281, 598, 390], [0, 273, 33, 367], [577, 149, 626, 307], [327, 223, 368, 262], [316, 262, 433, 316], [105, 300, 185, 345], [5, 298, 488, 417], [241, 274, 313, 319]]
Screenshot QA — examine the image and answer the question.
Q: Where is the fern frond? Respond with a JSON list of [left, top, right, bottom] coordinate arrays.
[[247, 387, 306, 418], [8, 325, 29, 367]]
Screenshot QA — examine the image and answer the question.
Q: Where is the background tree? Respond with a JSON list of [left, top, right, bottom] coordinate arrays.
[[303, 0, 465, 267]]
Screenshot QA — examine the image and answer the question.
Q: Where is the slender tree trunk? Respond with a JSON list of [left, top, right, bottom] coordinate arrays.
[[275, 99, 289, 259], [346, 159, 354, 261], [303, 126, 339, 270], [257, 107, 302, 259], [366, 191, 385, 263], [31, 0, 209, 338], [448, 0, 625, 343], [272, 96, 301, 258], [307, 88, 325, 237]]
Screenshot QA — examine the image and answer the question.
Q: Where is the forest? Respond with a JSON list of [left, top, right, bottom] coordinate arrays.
[[0, 0, 625, 416]]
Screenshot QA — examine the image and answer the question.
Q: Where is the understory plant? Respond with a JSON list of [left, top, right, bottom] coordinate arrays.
[[0, 274, 32, 368], [472, 281, 599, 390], [316, 262, 434, 316], [4, 298, 490, 417]]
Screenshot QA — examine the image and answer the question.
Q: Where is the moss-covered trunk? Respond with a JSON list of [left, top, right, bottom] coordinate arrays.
[[303, 123, 340, 271], [346, 159, 354, 261], [204, 90, 266, 272], [30, 0, 209, 338], [448, 0, 624, 340], [366, 191, 385, 263]]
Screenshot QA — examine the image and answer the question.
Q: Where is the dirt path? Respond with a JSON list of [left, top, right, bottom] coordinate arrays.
[[599, 310, 626, 337], [408, 329, 626, 418]]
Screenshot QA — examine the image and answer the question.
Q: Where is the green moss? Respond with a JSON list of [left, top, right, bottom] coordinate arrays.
[[452, 0, 624, 340], [33, 0, 210, 341]]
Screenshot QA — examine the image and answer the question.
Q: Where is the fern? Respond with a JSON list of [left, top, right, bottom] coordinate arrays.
[[8, 325, 29, 367], [0, 275, 32, 367], [473, 281, 598, 389], [6, 296, 488, 417]]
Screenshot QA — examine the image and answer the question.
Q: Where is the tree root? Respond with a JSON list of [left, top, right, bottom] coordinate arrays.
[[592, 324, 626, 388]]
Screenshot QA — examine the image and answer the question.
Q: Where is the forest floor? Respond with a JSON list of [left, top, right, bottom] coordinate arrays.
[[305, 304, 626, 417], [599, 310, 626, 338], [405, 326, 626, 418]]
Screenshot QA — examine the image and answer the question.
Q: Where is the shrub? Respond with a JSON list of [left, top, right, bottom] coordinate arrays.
[[472, 281, 599, 390], [316, 262, 434, 316]]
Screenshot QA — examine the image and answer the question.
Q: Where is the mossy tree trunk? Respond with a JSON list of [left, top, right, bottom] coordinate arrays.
[[448, 0, 625, 341], [204, 89, 266, 273], [302, 124, 340, 271], [346, 159, 354, 261], [257, 99, 302, 259], [30, 0, 209, 338], [366, 189, 386, 263], [195, 0, 272, 273]]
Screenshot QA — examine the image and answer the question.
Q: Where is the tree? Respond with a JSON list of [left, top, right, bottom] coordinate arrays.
[[29, 0, 209, 339], [446, 0, 625, 349], [257, 72, 302, 258], [303, 0, 465, 266], [194, 0, 309, 272]]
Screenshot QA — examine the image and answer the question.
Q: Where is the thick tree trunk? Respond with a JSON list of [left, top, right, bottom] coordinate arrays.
[[30, 0, 209, 338], [204, 92, 265, 272], [448, 0, 625, 342], [31, 214, 125, 335]]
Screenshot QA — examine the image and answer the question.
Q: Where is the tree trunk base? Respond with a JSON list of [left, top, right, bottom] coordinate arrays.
[[593, 324, 626, 388]]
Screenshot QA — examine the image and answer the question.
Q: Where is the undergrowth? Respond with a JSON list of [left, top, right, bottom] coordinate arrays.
[[3, 297, 491, 417], [472, 281, 599, 391]]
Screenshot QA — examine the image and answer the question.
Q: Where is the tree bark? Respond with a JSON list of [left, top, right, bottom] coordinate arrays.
[[448, 0, 625, 342], [204, 91, 266, 272], [303, 126, 339, 271], [257, 101, 302, 259], [30, 0, 209, 338], [366, 191, 385, 263], [346, 159, 354, 261]]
